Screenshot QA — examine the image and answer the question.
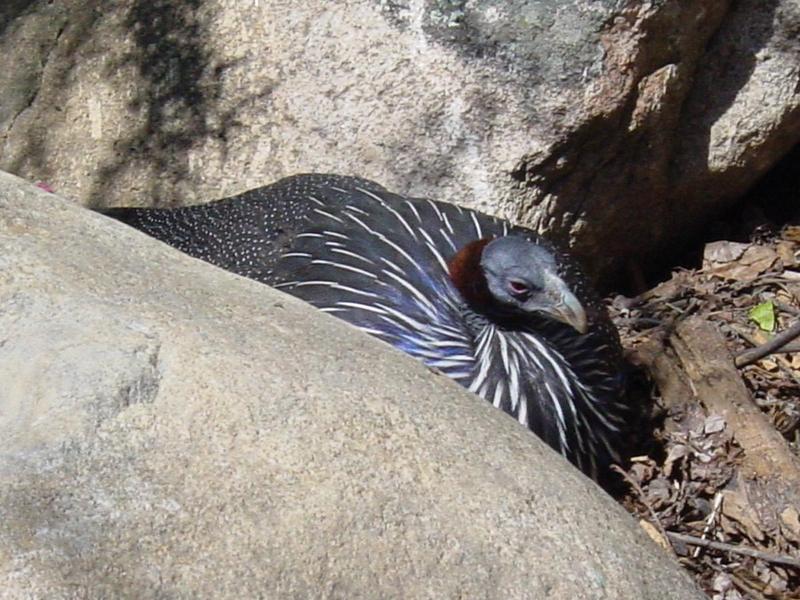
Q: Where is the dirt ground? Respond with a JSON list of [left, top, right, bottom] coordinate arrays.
[[610, 220, 800, 598]]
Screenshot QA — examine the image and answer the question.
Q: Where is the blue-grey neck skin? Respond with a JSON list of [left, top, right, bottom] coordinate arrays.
[[102, 174, 629, 479]]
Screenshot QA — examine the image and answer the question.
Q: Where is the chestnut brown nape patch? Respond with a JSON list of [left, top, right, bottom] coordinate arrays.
[[448, 238, 493, 308]]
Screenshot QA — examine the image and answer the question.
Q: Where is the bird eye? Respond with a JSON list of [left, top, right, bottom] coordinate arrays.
[[508, 279, 530, 298]]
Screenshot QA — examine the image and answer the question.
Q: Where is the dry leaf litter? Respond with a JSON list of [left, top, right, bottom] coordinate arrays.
[[610, 225, 800, 599]]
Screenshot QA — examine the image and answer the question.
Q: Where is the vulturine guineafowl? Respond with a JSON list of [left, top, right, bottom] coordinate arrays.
[[103, 174, 631, 479]]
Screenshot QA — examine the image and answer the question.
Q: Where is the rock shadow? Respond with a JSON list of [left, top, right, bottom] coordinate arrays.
[[2, 1, 271, 207], [0, 0, 39, 36], [90, 0, 257, 207], [0, 1, 96, 180], [671, 0, 783, 193]]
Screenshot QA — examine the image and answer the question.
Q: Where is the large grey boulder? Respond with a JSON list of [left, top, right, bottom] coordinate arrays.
[[1, 1, 798, 280], [0, 171, 702, 598]]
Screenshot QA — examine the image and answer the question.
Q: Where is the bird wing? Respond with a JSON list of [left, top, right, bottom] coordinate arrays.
[[266, 182, 514, 382]]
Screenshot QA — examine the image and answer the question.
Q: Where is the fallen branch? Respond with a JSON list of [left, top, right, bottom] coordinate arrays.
[[627, 338, 693, 413], [734, 320, 800, 367], [670, 317, 800, 483], [741, 342, 800, 354], [665, 531, 800, 569], [774, 301, 800, 317]]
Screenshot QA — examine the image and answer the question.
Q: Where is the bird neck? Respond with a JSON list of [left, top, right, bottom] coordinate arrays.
[[448, 238, 493, 311]]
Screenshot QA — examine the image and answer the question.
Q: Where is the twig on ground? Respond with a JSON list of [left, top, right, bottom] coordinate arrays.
[[743, 342, 800, 354], [775, 301, 800, 317], [731, 325, 800, 386], [693, 492, 723, 559], [734, 320, 800, 368], [665, 532, 800, 569]]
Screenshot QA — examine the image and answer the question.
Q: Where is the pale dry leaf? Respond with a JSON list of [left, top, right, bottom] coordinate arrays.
[[704, 241, 750, 264], [757, 358, 779, 371], [775, 240, 798, 267], [782, 225, 800, 243], [780, 506, 800, 543], [780, 270, 800, 281], [750, 328, 771, 345], [721, 489, 766, 542], [761, 569, 789, 596], [712, 572, 735, 595], [663, 444, 690, 477], [638, 519, 671, 551], [704, 244, 778, 282], [704, 414, 727, 434]]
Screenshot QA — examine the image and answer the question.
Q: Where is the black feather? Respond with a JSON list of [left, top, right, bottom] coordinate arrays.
[[103, 174, 632, 478]]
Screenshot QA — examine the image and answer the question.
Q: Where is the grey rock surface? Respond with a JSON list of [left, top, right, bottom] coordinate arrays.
[[0, 171, 703, 598], [0, 1, 797, 281]]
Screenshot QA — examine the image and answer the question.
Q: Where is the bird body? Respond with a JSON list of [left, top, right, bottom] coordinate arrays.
[[104, 174, 629, 478]]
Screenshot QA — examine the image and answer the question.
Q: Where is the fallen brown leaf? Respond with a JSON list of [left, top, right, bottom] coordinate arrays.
[[639, 519, 672, 551], [758, 358, 780, 372], [721, 488, 766, 542], [703, 243, 778, 282], [781, 225, 800, 243], [704, 241, 750, 263], [780, 506, 800, 544], [776, 240, 798, 267]]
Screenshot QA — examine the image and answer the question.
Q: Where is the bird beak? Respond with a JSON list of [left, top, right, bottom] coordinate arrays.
[[541, 276, 589, 334]]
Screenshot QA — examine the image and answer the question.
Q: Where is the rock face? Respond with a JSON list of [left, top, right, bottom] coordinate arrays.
[[0, 171, 702, 598], [1, 1, 798, 281]]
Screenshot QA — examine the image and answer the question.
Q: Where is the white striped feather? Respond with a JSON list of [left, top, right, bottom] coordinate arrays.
[[468, 324, 618, 469], [309, 259, 379, 279], [357, 187, 419, 242], [312, 208, 345, 223], [328, 247, 377, 266]]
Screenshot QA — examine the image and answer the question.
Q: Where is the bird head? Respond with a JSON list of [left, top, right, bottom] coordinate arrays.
[[449, 236, 588, 334]]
